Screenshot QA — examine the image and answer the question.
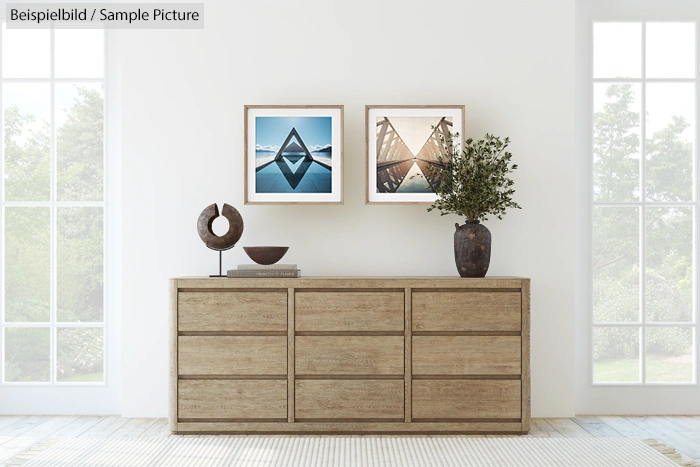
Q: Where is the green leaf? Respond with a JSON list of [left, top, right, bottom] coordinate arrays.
[[425, 132, 521, 222]]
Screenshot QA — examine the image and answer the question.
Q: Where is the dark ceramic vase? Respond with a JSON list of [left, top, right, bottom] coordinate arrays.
[[454, 220, 491, 278]]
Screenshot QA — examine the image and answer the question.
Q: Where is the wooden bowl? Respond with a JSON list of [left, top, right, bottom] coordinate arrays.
[[243, 246, 289, 265]]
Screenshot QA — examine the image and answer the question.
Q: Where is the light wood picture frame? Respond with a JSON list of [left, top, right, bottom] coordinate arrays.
[[366, 105, 465, 204], [245, 105, 344, 204]]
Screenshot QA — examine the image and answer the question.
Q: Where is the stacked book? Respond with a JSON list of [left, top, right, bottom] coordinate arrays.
[[227, 264, 301, 278]]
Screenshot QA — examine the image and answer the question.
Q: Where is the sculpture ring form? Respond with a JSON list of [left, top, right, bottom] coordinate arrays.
[[197, 203, 244, 251]]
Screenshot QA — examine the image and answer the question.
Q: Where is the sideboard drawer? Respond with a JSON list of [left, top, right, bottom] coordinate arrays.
[[412, 291, 521, 332], [412, 380, 521, 419], [178, 336, 286, 376], [413, 336, 521, 375], [295, 380, 404, 420], [170, 277, 531, 434], [178, 291, 287, 332], [178, 380, 287, 420], [296, 336, 404, 375], [295, 291, 404, 332]]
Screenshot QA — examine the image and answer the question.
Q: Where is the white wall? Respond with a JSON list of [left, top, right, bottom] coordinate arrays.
[[120, 0, 575, 417]]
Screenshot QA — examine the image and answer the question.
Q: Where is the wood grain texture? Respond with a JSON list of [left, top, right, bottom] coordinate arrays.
[[169, 280, 178, 432], [412, 291, 521, 332], [413, 336, 521, 375], [404, 288, 412, 423], [626, 417, 700, 458], [0, 416, 76, 461], [412, 380, 521, 419], [178, 291, 287, 332], [178, 380, 287, 419], [109, 418, 158, 438], [79, 416, 130, 438], [296, 336, 404, 375], [546, 418, 595, 438], [294, 336, 404, 375], [572, 416, 625, 438], [171, 277, 531, 435], [178, 336, 286, 375], [287, 288, 295, 423], [174, 277, 526, 290], [50, 416, 107, 438], [521, 278, 531, 432], [174, 420, 522, 434], [295, 380, 404, 419], [140, 419, 172, 438], [295, 291, 404, 331]]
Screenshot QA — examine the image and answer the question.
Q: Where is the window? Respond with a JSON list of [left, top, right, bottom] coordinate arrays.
[[1, 26, 106, 384], [591, 21, 697, 385]]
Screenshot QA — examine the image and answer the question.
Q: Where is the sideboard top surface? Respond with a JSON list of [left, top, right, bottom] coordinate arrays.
[[172, 277, 530, 289]]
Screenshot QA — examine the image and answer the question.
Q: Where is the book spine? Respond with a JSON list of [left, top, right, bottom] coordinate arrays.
[[237, 264, 298, 270], [227, 270, 301, 278]]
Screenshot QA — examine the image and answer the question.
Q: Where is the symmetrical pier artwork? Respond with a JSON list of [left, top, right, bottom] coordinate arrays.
[[375, 116, 453, 194]]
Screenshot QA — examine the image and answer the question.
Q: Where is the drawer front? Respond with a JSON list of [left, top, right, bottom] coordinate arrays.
[[412, 291, 521, 332], [413, 336, 521, 375], [295, 291, 404, 331], [295, 380, 404, 420], [178, 380, 287, 419], [296, 336, 404, 375], [178, 291, 287, 332], [178, 336, 286, 375], [412, 380, 521, 419]]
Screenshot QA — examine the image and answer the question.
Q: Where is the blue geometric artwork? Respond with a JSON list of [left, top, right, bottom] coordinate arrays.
[[255, 117, 332, 193]]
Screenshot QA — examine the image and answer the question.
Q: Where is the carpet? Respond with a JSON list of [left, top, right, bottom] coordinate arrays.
[[4, 436, 698, 467]]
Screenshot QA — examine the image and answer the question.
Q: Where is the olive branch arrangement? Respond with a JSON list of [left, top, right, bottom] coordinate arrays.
[[425, 132, 521, 222]]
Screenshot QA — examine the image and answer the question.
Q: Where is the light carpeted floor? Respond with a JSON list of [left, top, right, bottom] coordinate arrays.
[[4, 436, 699, 467]]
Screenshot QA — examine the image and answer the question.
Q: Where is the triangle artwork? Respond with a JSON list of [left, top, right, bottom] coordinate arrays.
[[255, 125, 332, 193], [274, 128, 314, 163]]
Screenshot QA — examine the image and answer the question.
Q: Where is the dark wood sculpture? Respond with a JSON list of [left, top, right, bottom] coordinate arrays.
[[197, 203, 244, 276]]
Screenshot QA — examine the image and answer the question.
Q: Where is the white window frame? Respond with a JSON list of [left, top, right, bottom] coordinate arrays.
[[590, 20, 698, 387], [0, 24, 121, 414], [577, 0, 700, 415]]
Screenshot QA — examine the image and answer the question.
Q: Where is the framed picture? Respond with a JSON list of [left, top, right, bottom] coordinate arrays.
[[366, 105, 465, 204], [245, 105, 344, 204]]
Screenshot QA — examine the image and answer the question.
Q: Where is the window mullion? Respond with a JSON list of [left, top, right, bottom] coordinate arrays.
[[1, 201, 104, 207], [592, 201, 697, 207], [0, 22, 5, 384], [695, 19, 700, 385], [102, 29, 108, 386], [1, 78, 104, 84], [640, 21, 647, 385], [593, 78, 696, 84], [593, 322, 697, 327], [49, 27, 56, 385], [589, 19, 595, 387]]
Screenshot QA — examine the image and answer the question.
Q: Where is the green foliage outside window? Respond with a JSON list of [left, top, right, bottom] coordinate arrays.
[[4, 86, 104, 382], [593, 84, 693, 364]]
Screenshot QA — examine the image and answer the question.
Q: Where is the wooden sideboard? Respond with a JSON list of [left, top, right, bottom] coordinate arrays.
[[170, 277, 530, 434]]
